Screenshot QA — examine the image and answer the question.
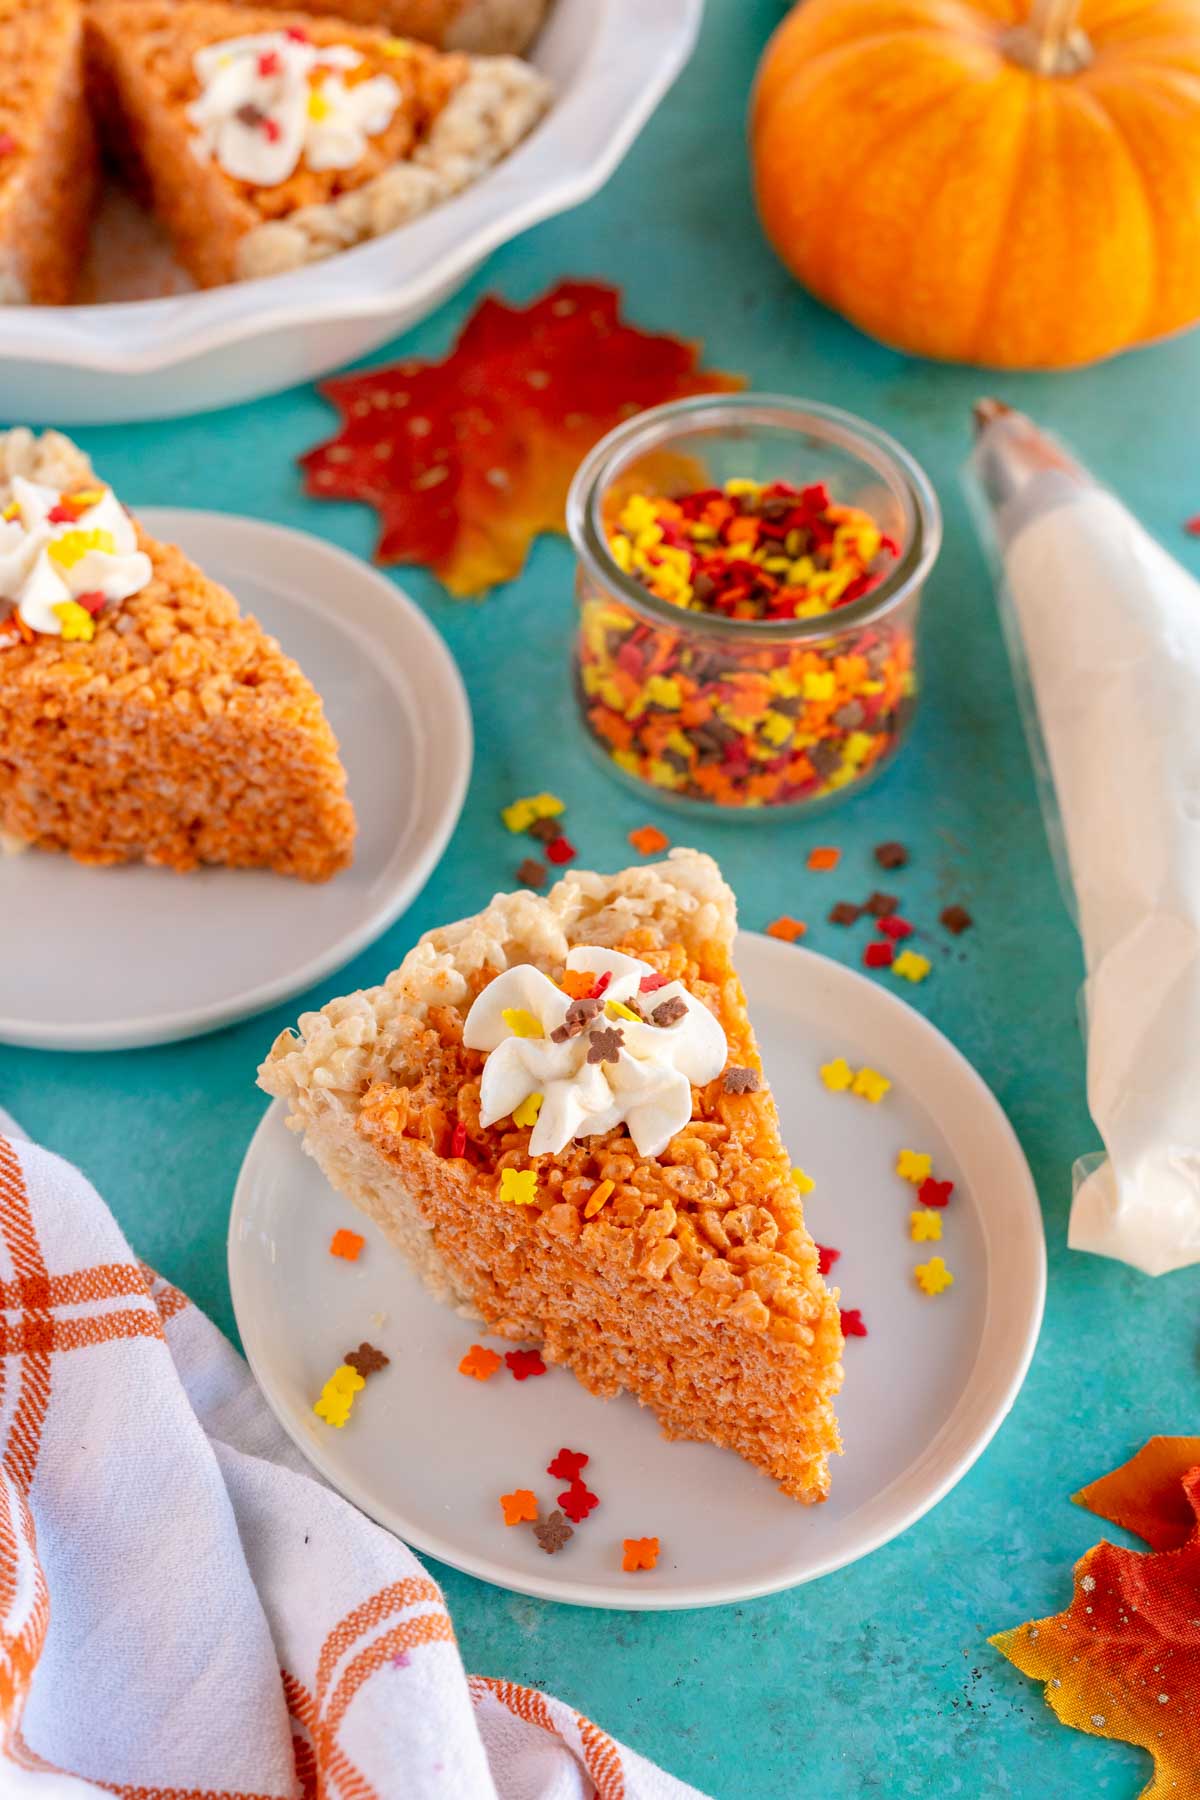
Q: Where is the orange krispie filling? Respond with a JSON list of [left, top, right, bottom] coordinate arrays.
[[353, 927, 844, 1501], [0, 0, 98, 303], [86, 0, 466, 286]]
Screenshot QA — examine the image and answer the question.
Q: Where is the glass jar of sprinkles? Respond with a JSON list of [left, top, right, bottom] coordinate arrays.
[[565, 394, 941, 815]]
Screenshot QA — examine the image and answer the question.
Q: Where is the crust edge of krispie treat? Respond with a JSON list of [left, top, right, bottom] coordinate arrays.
[[0, 428, 356, 880], [258, 850, 735, 1304], [0, 0, 98, 304]]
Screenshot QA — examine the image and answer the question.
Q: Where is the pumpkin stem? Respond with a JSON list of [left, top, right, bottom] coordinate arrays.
[[1003, 0, 1091, 74]]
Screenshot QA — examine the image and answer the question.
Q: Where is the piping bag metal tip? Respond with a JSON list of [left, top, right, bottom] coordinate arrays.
[[970, 396, 1090, 511]]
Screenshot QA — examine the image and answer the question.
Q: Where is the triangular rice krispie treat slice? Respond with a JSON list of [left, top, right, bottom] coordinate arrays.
[[86, 0, 549, 287], [260, 848, 844, 1500], [0, 0, 98, 304], [0, 428, 354, 878]]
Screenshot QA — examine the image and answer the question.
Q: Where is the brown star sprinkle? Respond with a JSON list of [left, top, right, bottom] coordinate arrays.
[[940, 904, 974, 935], [650, 996, 688, 1028], [551, 996, 604, 1042], [587, 1025, 625, 1065], [865, 890, 899, 917], [344, 1342, 389, 1378], [532, 1510, 574, 1554], [517, 858, 547, 889], [723, 1067, 761, 1094], [528, 816, 561, 843], [874, 841, 909, 870], [828, 901, 862, 926]]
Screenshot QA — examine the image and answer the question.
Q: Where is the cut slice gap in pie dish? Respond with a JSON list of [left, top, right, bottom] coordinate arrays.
[[0, 427, 355, 879], [82, 0, 550, 290], [260, 849, 844, 1501]]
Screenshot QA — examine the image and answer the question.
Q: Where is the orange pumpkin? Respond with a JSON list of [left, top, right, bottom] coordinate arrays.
[[750, 0, 1200, 369]]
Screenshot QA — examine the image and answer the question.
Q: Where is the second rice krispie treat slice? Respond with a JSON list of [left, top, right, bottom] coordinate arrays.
[[260, 849, 845, 1501], [86, 0, 550, 287], [0, 0, 98, 303]]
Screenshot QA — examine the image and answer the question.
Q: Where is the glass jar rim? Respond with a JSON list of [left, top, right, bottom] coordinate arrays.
[[565, 392, 943, 643]]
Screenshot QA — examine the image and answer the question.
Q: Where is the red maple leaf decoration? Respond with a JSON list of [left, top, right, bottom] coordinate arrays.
[[300, 281, 742, 596], [546, 1448, 589, 1483], [558, 1481, 600, 1524], [504, 1348, 546, 1382], [816, 1244, 840, 1276], [839, 1308, 868, 1338]]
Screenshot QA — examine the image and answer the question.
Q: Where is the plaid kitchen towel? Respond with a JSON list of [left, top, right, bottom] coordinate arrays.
[[0, 1126, 705, 1800]]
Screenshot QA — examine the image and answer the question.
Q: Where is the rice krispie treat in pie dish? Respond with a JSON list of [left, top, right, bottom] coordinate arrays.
[[0, 0, 98, 304], [176, 0, 553, 53], [86, 0, 551, 289], [260, 849, 845, 1502], [0, 428, 354, 878]]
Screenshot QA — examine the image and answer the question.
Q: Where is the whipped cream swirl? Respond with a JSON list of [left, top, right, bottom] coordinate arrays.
[[188, 31, 401, 187], [463, 947, 728, 1160], [0, 477, 151, 642]]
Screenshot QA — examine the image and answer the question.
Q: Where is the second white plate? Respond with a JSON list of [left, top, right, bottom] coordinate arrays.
[[1, 510, 471, 1050], [229, 931, 1046, 1609]]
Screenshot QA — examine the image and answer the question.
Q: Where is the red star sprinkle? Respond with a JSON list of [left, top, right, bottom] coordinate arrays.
[[638, 973, 668, 993], [545, 835, 576, 865], [876, 915, 914, 941], [586, 972, 612, 1001], [0, 133, 16, 159], [919, 1176, 955, 1208], [863, 942, 894, 969], [547, 1447, 589, 1482], [1186, 516, 1200, 536], [505, 1348, 546, 1381], [840, 1308, 868, 1337], [559, 1481, 600, 1523], [816, 1244, 841, 1275], [449, 1121, 467, 1158]]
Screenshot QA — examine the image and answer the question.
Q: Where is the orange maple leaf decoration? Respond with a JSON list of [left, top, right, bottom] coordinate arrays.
[[992, 1436, 1200, 1798], [300, 281, 742, 597]]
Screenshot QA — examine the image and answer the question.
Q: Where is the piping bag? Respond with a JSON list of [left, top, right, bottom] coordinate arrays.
[[967, 401, 1200, 1276]]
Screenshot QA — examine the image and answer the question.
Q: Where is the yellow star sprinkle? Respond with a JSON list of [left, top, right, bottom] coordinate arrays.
[[501, 792, 564, 833], [501, 1008, 543, 1039], [307, 88, 332, 121], [914, 1255, 954, 1296], [910, 1209, 942, 1243], [893, 950, 932, 984], [851, 1067, 892, 1103], [802, 670, 836, 702], [47, 527, 116, 569], [790, 1167, 815, 1195], [605, 1000, 641, 1024], [381, 34, 412, 53], [819, 1058, 855, 1093], [313, 1363, 365, 1428], [51, 601, 96, 642], [499, 1168, 538, 1207], [896, 1150, 933, 1185], [512, 1092, 542, 1129]]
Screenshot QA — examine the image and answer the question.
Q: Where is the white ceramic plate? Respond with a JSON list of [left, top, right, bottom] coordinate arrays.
[[229, 931, 1046, 1609], [1, 0, 702, 423], [0, 510, 470, 1050]]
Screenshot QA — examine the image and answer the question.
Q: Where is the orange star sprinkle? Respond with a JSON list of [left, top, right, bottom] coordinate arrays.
[[560, 969, 595, 1000], [500, 1489, 538, 1526], [329, 1228, 365, 1261], [628, 825, 670, 855], [459, 1344, 503, 1381], [766, 916, 806, 943], [622, 1536, 660, 1572], [807, 847, 840, 871]]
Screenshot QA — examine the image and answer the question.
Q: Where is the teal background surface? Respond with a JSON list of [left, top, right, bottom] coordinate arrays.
[[4, 2, 1198, 1794]]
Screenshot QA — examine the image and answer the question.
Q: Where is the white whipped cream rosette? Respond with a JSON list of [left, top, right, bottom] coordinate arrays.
[[0, 476, 152, 639], [462, 946, 728, 1160], [188, 32, 401, 187]]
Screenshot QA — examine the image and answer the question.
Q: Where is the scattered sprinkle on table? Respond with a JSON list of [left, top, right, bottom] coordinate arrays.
[[622, 1536, 660, 1572], [940, 904, 973, 935], [865, 890, 899, 916], [502, 792, 564, 833], [851, 1067, 891, 1103], [559, 1480, 600, 1523], [546, 835, 577, 865], [344, 1342, 389, 1377], [313, 1363, 364, 1428], [499, 1168, 539, 1206], [819, 1057, 855, 1092], [791, 1166, 815, 1194], [807, 846, 840, 871], [876, 914, 913, 941], [828, 901, 861, 926], [517, 857, 547, 888], [500, 1489, 538, 1525], [504, 1348, 546, 1381], [910, 1209, 942, 1242], [533, 1511, 573, 1554], [628, 824, 670, 854], [529, 816, 561, 843], [459, 1344, 503, 1381], [1186, 515, 1200, 537], [896, 1149, 933, 1184], [766, 915, 807, 942], [919, 1176, 955, 1208], [863, 941, 894, 970], [547, 1447, 589, 1482], [874, 841, 909, 869], [914, 1255, 954, 1296], [816, 1244, 840, 1274], [329, 1228, 365, 1261], [840, 1307, 868, 1337], [892, 949, 931, 983]]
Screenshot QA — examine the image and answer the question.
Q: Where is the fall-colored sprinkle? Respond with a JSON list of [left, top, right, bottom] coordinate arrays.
[[344, 1342, 389, 1377], [863, 941, 894, 969], [791, 1166, 815, 1194], [839, 1307, 868, 1337], [622, 1536, 660, 1572], [919, 1176, 955, 1209], [546, 835, 577, 864], [874, 841, 909, 869], [559, 1481, 600, 1523], [500, 1489, 539, 1525], [865, 891, 899, 917], [910, 1209, 943, 1243], [851, 1067, 891, 1103], [819, 1057, 855, 1092], [766, 915, 806, 943], [892, 949, 932, 983], [313, 1363, 364, 1428], [512, 1092, 543, 1129], [628, 825, 670, 854], [505, 1348, 546, 1381], [329, 1228, 365, 1261], [501, 792, 564, 833], [914, 1255, 954, 1296], [896, 1149, 933, 1184], [533, 1511, 573, 1553], [877, 914, 914, 941], [459, 1344, 503, 1381], [828, 901, 861, 926], [816, 1244, 840, 1274], [584, 1179, 615, 1219], [560, 969, 595, 1000], [807, 846, 840, 872], [547, 1448, 589, 1482], [499, 1168, 539, 1207], [517, 857, 547, 888], [940, 904, 973, 935]]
